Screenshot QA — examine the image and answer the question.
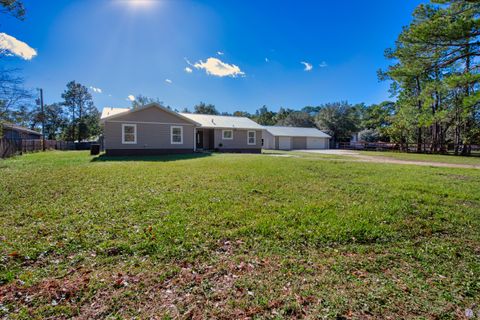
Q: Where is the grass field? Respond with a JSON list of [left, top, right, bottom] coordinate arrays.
[[1, 151, 479, 319], [357, 151, 480, 166]]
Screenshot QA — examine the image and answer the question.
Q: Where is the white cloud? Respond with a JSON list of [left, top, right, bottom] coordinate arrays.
[[265, 58, 269, 62], [127, 95, 135, 101], [217, 51, 224, 55], [89, 86, 102, 93], [0, 32, 37, 60], [184, 67, 193, 73], [301, 61, 313, 71], [165, 79, 172, 84], [194, 57, 245, 77], [319, 61, 328, 68]]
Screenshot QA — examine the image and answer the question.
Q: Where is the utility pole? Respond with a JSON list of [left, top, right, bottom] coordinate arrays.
[[39, 89, 46, 151]]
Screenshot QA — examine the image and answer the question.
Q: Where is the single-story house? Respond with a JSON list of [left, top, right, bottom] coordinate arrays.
[[100, 103, 263, 155], [178, 112, 263, 153], [262, 126, 330, 150], [1, 123, 42, 140]]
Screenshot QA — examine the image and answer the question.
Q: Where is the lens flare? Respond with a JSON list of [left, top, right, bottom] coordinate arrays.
[[118, 0, 158, 8]]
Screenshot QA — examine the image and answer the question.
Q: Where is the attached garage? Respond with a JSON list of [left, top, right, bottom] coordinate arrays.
[[292, 137, 307, 149], [278, 137, 291, 150], [307, 137, 329, 149], [263, 126, 330, 150]]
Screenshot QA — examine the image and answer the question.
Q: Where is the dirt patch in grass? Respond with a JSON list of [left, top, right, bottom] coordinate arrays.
[[78, 240, 281, 319], [0, 271, 91, 316], [2, 239, 477, 319]]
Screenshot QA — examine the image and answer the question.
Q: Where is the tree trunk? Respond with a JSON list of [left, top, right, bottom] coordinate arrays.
[[439, 127, 447, 153], [461, 43, 472, 155], [454, 100, 461, 155], [415, 77, 423, 153], [77, 102, 83, 143], [71, 105, 76, 143]]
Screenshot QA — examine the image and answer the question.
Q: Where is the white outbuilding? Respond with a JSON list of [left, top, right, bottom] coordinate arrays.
[[262, 126, 331, 150]]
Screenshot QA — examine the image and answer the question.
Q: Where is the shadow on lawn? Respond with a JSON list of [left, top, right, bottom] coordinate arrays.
[[91, 152, 212, 162]]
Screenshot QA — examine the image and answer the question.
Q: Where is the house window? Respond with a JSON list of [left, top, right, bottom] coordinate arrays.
[[122, 124, 137, 144], [247, 131, 256, 145], [222, 130, 233, 140], [171, 126, 183, 144]]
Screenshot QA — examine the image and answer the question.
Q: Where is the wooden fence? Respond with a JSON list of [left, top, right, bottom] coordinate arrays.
[[338, 142, 398, 151], [0, 139, 77, 159], [20, 139, 55, 153], [0, 138, 21, 158]]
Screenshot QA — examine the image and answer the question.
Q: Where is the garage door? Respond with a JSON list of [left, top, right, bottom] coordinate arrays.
[[306, 137, 328, 149], [278, 137, 291, 150]]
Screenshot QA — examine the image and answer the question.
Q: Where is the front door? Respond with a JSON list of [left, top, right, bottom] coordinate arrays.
[[196, 130, 204, 149]]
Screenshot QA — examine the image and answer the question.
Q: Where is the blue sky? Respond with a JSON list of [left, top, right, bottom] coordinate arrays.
[[1, 0, 423, 113]]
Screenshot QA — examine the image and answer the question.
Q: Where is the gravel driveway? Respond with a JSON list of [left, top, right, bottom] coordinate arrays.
[[295, 149, 480, 169]]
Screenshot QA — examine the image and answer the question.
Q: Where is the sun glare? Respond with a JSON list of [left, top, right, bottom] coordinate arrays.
[[117, 0, 159, 9]]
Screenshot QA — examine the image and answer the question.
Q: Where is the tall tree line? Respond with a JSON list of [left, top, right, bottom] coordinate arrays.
[[381, 0, 480, 154], [0, 80, 102, 141]]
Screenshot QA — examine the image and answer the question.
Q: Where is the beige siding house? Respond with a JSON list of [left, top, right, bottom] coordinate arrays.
[[100, 103, 263, 155], [179, 113, 263, 153], [263, 126, 331, 150]]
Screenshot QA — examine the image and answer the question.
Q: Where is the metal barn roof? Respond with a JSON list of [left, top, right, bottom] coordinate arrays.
[[263, 126, 331, 138]]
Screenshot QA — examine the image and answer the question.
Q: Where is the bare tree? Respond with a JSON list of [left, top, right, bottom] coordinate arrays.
[[131, 94, 163, 109], [0, 0, 32, 126], [0, 68, 32, 122]]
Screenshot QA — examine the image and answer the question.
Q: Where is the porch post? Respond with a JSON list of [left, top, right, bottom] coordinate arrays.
[[193, 127, 197, 152]]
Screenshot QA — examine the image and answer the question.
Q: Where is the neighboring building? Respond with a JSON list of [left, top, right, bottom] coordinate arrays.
[[350, 132, 360, 144], [263, 126, 330, 150], [100, 103, 263, 155], [1, 123, 42, 140]]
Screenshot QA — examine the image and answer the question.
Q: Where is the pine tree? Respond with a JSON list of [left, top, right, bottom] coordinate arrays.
[[61, 81, 100, 142], [382, 0, 480, 154]]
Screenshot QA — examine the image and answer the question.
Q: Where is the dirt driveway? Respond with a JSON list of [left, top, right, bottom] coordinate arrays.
[[296, 149, 480, 169]]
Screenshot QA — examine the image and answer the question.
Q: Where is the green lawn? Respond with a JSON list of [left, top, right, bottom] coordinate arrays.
[[1, 151, 479, 319], [358, 150, 480, 165]]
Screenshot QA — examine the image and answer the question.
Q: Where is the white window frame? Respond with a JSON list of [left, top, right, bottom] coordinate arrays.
[[170, 126, 183, 144], [222, 129, 233, 140], [122, 124, 137, 144], [247, 130, 256, 145]]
